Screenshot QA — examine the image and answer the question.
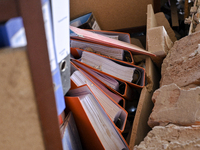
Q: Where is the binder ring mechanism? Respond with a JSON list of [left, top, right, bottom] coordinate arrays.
[[60, 59, 67, 72]]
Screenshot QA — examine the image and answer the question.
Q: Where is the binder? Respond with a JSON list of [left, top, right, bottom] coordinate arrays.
[[41, 0, 65, 115], [71, 48, 146, 88], [70, 12, 101, 30], [70, 62, 128, 132], [65, 85, 130, 150], [71, 59, 137, 101], [0, 17, 27, 48], [71, 61, 126, 107], [51, 0, 71, 95], [86, 29, 131, 43], [60, 112, 83, 150], [70, 39, 135, 64], [70, 25, 156, 57]]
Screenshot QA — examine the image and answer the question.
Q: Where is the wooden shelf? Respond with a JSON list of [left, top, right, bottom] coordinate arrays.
[[0, 0, 63, 149]]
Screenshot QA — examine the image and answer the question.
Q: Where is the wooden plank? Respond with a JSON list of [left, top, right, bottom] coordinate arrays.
[[18, 0, 63, 149], [0, 0, 19, 22], [129, 57, 160, 149], [170, 0, 179, 27], [147, 4, 157, 31]]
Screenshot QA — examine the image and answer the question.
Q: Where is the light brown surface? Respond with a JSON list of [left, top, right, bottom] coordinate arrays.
[[160, 31, 200, 89], [129, 57, 160, 149], [146, 4, 174, 68], [0, 47, 45, 150], [134, 124, 200, 150], [148, 83, 200, 128], [70, 0, 154, 30], [155, 12, 177, 43]]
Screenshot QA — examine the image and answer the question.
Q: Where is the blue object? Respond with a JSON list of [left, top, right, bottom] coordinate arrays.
[[0, 17, 27, 48]]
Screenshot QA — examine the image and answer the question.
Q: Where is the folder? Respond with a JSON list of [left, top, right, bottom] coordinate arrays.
[[65, 85, 130, 150], [71, 59, 137, 101], [86, 29, 131, 43], [51, 0, 71, 95], [70, 39, 135, 64], [60, 111, 83, 150], [0, 16, 27, 48], [70, 61, 128, 132], [71, 61, 126, 108], [70, 25, 156, 57], [41, 0, 66, 115], [70, 12, 101, 30], [71, 48, 145, 88]]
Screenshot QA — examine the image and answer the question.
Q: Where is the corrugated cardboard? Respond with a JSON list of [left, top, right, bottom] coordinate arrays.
[[70, 0, 156, 30]]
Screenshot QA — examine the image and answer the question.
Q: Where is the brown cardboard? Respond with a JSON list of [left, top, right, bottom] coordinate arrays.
[[129, 57, 160, 149], [70, 0, 155, 30], [0, 47, 45, 150]]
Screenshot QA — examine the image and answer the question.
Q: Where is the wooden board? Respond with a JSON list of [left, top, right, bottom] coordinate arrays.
[[129, 57, 160, 149]]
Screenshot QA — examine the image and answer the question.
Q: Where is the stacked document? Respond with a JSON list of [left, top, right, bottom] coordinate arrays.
[[72, 60, 120, 91], [66, 85, 129, 150], [71, 70, 126, 127], [81, 51, 136, 82], [71, 39, 124, 60]]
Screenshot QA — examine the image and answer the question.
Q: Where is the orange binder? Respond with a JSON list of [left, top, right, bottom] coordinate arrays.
[[71, 59, 137, 101], [86, 29, 131, 43], [65, 85, 130, 150], [71, 47, 145, 88], [70, 25, 156, 57], [70, 39, 135, 64], [70, 62, 128, 132]]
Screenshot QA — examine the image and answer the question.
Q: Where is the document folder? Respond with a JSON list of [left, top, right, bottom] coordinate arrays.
[[70, 12, 101, 30], [0, 17, 27, 48], [65, 85, 130, 150], [71, 48, 145, 88], [70, 25, 156, 57], [51, 0, 71, 95], [70, 62, 128, 132], [71, 59, 137, 101], [41, 0, 66, 115], [60, 112, 83, 150], [70, 39, 135, 64]]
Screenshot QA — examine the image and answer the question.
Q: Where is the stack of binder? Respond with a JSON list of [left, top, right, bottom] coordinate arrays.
[[64, 25, 155, 149]]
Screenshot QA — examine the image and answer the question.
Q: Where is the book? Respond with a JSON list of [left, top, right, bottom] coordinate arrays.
[[60, 112, 83, 150], [65, 85, 130, 150], [70, 62, 128, 132], [70, 25, 156, 57]]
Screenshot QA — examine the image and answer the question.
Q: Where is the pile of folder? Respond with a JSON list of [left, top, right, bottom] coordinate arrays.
[[62, 15, 156, 149]]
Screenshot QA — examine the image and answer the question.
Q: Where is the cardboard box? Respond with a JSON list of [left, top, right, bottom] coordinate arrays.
[[70, 0, 159, 31]]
